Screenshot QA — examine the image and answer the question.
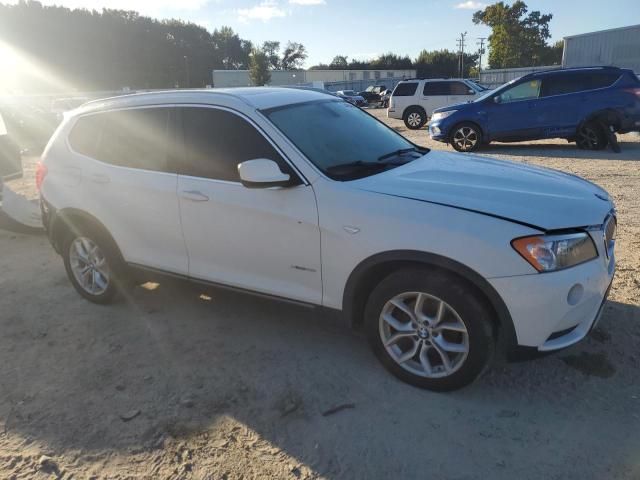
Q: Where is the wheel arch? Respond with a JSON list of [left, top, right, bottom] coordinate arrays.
[[342, 250, 517, 353], [579, 109, 623, 132], [403, 105, 427, 119], [50, 208, 125, 264]]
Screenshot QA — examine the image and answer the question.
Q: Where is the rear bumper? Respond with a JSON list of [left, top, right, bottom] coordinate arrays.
[[387, 108, 401, 120]]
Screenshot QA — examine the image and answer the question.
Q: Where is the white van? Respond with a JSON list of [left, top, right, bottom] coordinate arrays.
[[388, 79, 485, 129]]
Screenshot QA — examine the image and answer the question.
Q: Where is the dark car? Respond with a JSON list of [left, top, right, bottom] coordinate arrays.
[[358, 85, 387, 104], [0, 111, 22, 180], [428, 66, 640, 152], [335, 90, 368, 107]]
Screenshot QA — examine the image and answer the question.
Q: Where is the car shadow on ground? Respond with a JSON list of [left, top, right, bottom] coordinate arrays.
[[481, 138, 640, 160], [1, 229, 640, 478]]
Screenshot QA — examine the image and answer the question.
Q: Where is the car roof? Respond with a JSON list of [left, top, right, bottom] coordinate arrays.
[[75, 87, 334, 115], [528, 66, 623, 78]]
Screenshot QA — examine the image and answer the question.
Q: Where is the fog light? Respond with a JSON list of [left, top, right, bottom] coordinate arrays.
[[567, 283, 584, 306]]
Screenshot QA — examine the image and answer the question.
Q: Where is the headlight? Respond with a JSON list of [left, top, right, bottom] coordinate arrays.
[[511, 233, 597, 272], [431, 110, 456, 121]]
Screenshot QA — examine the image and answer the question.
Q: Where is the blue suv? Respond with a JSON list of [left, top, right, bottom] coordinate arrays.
[[428, 66, 640, 152]]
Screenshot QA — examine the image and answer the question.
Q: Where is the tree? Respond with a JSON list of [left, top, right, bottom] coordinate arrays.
[[261, 41, 281, 70], [249, 49, 271, 86], [370, 53, 413, 70], [472, 1, 555, 68], [212, 26, 252, 70], [414, 49, 478, 78], [329, 55, 349, 69], [281, 42, 307, 70]]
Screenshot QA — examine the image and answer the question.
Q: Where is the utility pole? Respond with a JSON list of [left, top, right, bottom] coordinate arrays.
[[477, 37, 486, 77], [457, 32, 467, 78], [183, 55, 190, 88]]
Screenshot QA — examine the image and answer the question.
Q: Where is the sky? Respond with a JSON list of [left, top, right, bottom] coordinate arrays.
[[3, 0, 639, 67]]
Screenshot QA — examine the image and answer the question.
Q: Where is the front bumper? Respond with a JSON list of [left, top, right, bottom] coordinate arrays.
[[489, 230, 615, 351], [428, 121, 448, 142]]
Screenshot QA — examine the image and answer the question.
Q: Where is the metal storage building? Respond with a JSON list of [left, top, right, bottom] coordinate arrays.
[[563, 24, 640, 72]]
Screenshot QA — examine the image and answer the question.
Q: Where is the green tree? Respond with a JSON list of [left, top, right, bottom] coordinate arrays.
[[329, 55, 349, 69], [472, 1, 555, 68], [414, 49, 478, 78], [249, 49, 271, 86], [370, 53, 413, 70], [281, 42, 307, 70], [212, 26, 252, 70], [261, 41, 281, 70]]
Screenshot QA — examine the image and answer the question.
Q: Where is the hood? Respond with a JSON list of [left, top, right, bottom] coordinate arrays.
[[433, 101, 477, 114], [352, 151, 613, 231]]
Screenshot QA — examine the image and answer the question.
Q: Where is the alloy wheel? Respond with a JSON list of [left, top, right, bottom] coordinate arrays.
[[407, 112, 422, 128], [452, 126, 478, 151], [379, 291, 469, 378], [69, 237, 110, 296], [577, 125, 601, 150]]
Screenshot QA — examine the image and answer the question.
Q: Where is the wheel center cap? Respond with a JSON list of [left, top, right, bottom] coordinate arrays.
[[418, 327, 430, 339]]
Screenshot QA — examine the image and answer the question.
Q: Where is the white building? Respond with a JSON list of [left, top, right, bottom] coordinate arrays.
[[212, 69, 416, 88]]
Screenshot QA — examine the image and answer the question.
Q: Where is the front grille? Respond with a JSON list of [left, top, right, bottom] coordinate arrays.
[[603, 215, 616, 259]]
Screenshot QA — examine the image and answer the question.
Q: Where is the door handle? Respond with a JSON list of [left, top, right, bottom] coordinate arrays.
[[181, 190, 210, 202], [90, 173, 110, 184]]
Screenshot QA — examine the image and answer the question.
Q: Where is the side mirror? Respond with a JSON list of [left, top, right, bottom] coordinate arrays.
[[468, 89, 475, 95], [493, 95, 502, 104], [238, 159, 291, 189]]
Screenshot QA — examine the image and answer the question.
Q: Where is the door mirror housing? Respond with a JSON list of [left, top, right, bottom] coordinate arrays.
[[468, 89, 475, 95], [238, 159, 291, 189], [493, 95, 502, 104]]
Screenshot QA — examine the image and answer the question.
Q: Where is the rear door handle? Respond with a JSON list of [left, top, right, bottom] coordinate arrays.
[[90, 173, 110, 184], [181, 190, 210, 202]]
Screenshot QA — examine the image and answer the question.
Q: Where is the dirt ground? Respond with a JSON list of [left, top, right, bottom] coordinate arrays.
[[1, 112, 639, 480]]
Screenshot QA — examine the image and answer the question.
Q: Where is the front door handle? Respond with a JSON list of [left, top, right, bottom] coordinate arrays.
[[181, 190, 210, 202]]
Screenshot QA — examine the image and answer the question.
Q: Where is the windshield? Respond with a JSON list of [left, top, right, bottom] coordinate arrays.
[[263, 100, 425, 180]]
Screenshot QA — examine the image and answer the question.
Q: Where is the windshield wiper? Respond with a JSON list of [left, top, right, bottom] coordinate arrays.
[[377, 147, 420, 162]]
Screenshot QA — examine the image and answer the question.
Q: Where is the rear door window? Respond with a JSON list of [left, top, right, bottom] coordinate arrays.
[[392, 82, 418, 97], [69, 108, 174, 172], [448, 81, 474, 95], [542, 71, 622, 97], [423, 82, 449, 96]]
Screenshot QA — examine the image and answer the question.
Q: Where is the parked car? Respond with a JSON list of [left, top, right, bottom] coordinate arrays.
[[40, 88, 616, 391], [358, 85, 387, 104], [428, 66, 640, 152], [0, 110, 22, 181], [335, 90, 367, 107], [388, 79, 484, 129]]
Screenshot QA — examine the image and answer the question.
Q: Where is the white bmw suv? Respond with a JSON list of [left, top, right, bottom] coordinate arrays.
[[39, 88, 616, 391]]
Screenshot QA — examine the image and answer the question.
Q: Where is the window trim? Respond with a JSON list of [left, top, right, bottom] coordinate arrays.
[[66, 103, 308, 186], [66, 105, 177, 177]]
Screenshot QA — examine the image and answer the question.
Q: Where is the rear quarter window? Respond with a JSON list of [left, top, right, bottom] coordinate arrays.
[[392, 82, 418, 96]]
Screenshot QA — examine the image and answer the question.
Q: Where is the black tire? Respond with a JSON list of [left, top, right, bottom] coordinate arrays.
[[403, 107, 427, 130], [62, 227, 124, 304], [449, 122, 482, 153], [365, 268, 494, 391], [576, 121, 608, 150]]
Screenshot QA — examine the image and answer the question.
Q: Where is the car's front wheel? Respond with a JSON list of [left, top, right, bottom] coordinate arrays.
[[62, 231, 122, 304], [365, 268, 494, 391], [450, 122, 482, 152], [576, 121, 608, 150]]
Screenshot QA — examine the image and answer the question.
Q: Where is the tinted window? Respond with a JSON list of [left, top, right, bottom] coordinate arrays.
[[392, 82, 418, 96], [423, 82, 449, 96], [498, 79, 541, 103], [179, 107, 287, 182], [69, 108, 172, 172], [542, 71, 621, 97], [449, 81, 473, 95]]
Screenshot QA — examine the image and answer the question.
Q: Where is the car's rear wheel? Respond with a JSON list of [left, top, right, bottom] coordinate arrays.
[[450, 123, 482, 152], [576, 121, 608, 150], [365, 268, 494, 391], [62, 232, 121, 304], [403, 107, 427, 130]]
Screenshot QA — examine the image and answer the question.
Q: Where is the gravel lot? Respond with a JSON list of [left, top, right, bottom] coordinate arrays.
[[1, 111, 639, 479]]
